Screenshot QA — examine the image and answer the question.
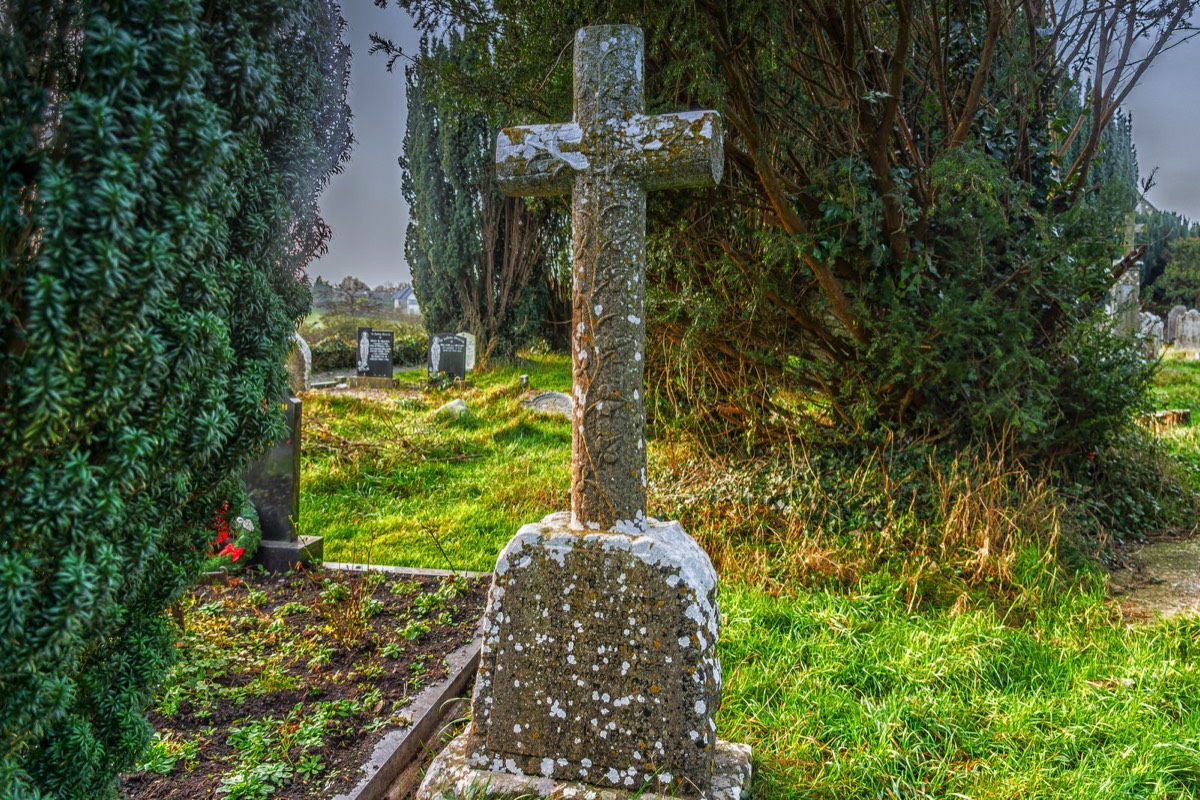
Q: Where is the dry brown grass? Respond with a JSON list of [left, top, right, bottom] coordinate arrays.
[[651, 435, 1064, 607]]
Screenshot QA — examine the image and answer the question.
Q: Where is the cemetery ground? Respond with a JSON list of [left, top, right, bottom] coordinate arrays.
[[131, 355, 1200, 799], [120, 568, 489, 800]]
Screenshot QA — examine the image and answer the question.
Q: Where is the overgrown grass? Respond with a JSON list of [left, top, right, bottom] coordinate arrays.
[[300, 353, 1200, 798]]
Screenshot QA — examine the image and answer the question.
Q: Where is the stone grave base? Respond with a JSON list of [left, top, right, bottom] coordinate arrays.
[[418, 732, 752, 799], [351, 376, 396, 389], [417, 512, 752, 799], [252, 535, 323, 572]]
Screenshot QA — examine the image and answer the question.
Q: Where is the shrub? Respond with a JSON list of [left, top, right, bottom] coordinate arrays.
[[394, 333, 428, 367], [311, 336, 357, 372], [0, 1, 350, 796]]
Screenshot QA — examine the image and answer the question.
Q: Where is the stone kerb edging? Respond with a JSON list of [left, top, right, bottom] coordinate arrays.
[[328, 563, 490, 800]]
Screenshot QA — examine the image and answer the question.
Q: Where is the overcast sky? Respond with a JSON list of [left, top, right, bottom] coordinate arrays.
[[312, 5, 1200, 287]]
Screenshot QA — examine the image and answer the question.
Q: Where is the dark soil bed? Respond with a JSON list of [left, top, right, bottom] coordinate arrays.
[[119, 566, 488, 800]]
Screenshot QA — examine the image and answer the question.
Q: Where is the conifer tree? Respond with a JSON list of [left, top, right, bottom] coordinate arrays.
[[401, 33, 562, 364]]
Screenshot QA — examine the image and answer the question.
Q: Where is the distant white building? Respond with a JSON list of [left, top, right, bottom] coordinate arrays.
[[393, 286, 421, 315]]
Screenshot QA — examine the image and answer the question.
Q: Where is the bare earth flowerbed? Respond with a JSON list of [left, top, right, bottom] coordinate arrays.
[[119, 567, 488, 800]]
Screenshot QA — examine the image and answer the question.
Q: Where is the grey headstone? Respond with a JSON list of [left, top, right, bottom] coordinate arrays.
[[243, 395, 301, 543], [1108, 269, 1140, 335], [523, 391, 573, 419], [1178, 310, 1200, 351], [1168, 305, 1187, 342], [1140, 312, 1164, 358], [468, 514, 724, 795], [287, 333, 311, 393], [458, 331, 478, 372]]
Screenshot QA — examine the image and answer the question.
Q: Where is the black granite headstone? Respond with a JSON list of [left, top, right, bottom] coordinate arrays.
[[357, 327, 394, 379], [242, 396, 322, 570], [428, 333, 467, 379], [244, 396, 301, 542]]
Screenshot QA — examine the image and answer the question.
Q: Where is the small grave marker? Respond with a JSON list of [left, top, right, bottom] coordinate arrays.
[[459, 331, 477, 372]]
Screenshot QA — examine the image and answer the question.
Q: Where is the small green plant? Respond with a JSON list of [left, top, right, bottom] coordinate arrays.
[[296, 754, 325, 780], [381, 642, 405, 659], [137, 732, 200, 775], [356, 660, 385, 679], [363, 597, 385, 618], [276, 601, 308, 616], [390, 580, 421, 596], [399, 618, 431, 640], [218, 761, 293, 800], [308, 645, 334, 671]]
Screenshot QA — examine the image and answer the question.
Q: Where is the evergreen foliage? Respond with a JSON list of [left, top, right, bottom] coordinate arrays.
[[0, 1, 351, 796], [1155, 237, 1200, 309], [401, 33, 564, 365], [1141, 209, 1197, 303], [380, 0, 1191, 461]]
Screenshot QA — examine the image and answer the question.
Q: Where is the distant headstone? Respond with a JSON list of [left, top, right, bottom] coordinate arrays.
[[458, 331, 477, 372], [286, 332, 311, 393], [357, 327, 394, 379], [1108, 269, 1140, 335], [1178, 310, 1200, 351], [1168, 305, 1188, 343], [242, 396, 322, 571], [428, 333, 468, 379]]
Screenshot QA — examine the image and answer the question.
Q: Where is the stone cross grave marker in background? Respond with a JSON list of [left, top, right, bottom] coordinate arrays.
[[417, 24, 750, 800]]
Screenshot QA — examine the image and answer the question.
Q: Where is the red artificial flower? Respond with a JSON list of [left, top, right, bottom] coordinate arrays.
[[218, 544, 245, 562]]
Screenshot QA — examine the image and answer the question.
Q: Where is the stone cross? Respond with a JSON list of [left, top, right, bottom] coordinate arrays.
[[417, 26, 750, 800], [496, 25, 722, 533]]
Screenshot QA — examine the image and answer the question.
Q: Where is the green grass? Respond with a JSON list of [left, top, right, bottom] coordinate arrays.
[[301, 355, 572, 570], [719, 583, 1200, 798], [300, 352, 1200, 798], [1151, 358, 1200, 421], [1149, 360, 1200, 491]]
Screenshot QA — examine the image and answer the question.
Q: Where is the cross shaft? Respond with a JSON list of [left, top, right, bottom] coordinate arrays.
[[496, 25, 722, 532]]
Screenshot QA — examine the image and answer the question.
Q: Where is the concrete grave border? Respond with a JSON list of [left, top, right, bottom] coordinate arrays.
[[325, 563, 492, 800]]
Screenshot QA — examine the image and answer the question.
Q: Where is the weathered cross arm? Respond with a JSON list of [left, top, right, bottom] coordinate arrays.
[[497, 111, 722, 196]]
